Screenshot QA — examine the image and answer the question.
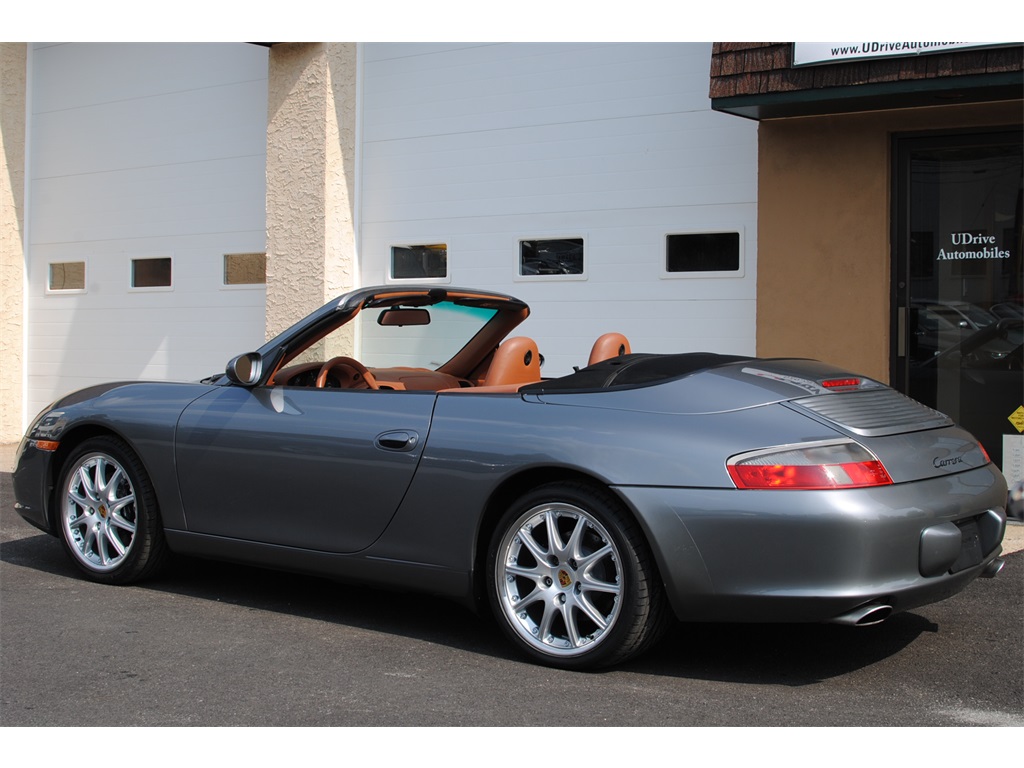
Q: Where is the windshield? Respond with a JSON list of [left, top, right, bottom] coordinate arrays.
[[359, 301, 499, 369]]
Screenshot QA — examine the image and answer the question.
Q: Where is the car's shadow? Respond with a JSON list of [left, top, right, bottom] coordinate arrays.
[[628, 614, 938, 685], [1, 530, 77, 574], [1, 531, 948, 685]]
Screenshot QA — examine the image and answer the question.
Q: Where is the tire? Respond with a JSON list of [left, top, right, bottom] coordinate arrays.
[[56, 436, 169, 584], [487, 481, 668, 670]]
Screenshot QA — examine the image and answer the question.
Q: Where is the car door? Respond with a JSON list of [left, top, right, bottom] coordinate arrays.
[[174, 384, 436, 553]]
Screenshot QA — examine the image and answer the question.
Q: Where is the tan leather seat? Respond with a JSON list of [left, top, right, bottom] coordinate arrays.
[[588, 333, 631, 366], [485, 337, 541, 387]]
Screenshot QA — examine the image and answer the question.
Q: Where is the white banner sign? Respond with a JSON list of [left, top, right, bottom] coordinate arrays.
[[793, 42, 1013, 67]]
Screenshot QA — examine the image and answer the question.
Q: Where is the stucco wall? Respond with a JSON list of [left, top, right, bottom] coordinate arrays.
[[1, 43, 26, 442], [756, 101, 1023, 382], [266, 42, 357, 350]]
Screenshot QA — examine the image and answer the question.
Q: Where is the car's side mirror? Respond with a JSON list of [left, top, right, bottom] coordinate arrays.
[[225, 352, 262, 386]]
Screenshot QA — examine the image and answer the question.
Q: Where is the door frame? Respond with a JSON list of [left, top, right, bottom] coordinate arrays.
[[889, 127, 1023, 394]]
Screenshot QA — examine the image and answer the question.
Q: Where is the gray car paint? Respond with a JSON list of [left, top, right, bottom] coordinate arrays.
[[174, 385, 436, 551], [13, 289, 1007, 626]]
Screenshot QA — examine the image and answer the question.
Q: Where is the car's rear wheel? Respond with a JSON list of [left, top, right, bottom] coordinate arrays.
[[56, 436, 169, 584], [488, 482, 667, 669]]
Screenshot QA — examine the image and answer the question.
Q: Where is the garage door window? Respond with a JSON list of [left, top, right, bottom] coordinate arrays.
[[391, 244, 448, 280], [131, 257, 172, 289], [47, 261, 86, 293], [224, 252, 267, 286], [665, 232, 742, 277], [518, 238, 585, 278]]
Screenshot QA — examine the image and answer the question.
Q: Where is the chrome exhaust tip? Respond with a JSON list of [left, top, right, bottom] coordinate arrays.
[[980, 558, 1004, 579], [829, 603, 893, 627]]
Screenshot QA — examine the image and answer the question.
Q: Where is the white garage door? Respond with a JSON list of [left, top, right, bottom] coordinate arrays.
[[358, 42, 758, 376], [25, 42, 268, 418]]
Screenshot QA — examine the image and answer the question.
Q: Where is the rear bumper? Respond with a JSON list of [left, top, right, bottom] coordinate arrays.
[[616, 464, 1007, 623]]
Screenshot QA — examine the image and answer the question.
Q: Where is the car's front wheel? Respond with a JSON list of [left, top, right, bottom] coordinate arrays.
[[488, 482, 667, 669], [56, 436, 169, 584]]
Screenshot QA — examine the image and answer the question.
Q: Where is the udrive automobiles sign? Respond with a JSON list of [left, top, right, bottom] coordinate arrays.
[[792, 42, 1015, 67]]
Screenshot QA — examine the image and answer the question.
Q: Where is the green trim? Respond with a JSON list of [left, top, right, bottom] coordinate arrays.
[[712, 72, 1023, 120]]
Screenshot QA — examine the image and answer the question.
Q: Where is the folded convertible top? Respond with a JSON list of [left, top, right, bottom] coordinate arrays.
[[521, 353, 752, 393]]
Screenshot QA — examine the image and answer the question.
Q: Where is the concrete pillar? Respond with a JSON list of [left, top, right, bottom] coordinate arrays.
[[265, 43, 358, 353], [1, 43, 27, 441]]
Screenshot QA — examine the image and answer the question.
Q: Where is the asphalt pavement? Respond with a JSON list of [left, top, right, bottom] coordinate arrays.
[[1, 453, 1022, 729]]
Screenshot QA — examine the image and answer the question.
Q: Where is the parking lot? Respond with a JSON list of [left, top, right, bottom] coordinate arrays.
[[2, 464, 1022, 729]]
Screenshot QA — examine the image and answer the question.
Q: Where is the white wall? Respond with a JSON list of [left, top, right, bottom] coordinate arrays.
[[25, 43, 268, 417], [357, 42, 758, 376]]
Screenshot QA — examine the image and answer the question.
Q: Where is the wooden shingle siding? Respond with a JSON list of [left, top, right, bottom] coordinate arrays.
[[710, 42, 1023, 99]]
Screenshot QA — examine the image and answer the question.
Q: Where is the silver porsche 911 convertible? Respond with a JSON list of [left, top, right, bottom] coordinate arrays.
[[13, 286, 1008, 669]]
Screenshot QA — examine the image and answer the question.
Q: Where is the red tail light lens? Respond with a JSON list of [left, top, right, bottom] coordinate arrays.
[[820, 378, 861, 389], [978, 442, 991, 464], [727, 440, 893, 490]]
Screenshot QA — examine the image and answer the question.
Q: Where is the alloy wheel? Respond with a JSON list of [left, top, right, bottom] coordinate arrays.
[[495, 502, 624, 657], [61, 451, 139, 572]]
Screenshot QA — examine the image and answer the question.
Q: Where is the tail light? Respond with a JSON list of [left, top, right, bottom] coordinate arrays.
[[978, 442, 992, 464], [820, 378, 861, 390], [727, 440, 893, 490]]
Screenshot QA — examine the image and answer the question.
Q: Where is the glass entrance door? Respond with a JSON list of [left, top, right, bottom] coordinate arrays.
[[892, 131, 1023, 480]]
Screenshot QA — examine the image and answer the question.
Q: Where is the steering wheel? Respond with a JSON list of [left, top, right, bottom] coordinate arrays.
[[316, 356, 379, 389]]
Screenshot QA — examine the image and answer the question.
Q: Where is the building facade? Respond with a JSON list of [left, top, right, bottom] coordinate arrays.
[[267, 42, 759, 378], [3, 42, 759, 438], [3, 41, 1021, 489], [710, 42, 1023, 481], [1, 42, 270, 442]]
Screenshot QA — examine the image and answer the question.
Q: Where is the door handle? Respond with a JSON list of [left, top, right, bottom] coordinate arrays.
[[375, 430, 419, 452], [897, 306, 906, 357]]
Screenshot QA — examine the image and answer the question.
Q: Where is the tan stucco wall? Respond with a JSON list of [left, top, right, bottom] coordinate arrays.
[[1, 43, 26, 442], [757, 101, 1023, 383], [266, 42, 358, 351]]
